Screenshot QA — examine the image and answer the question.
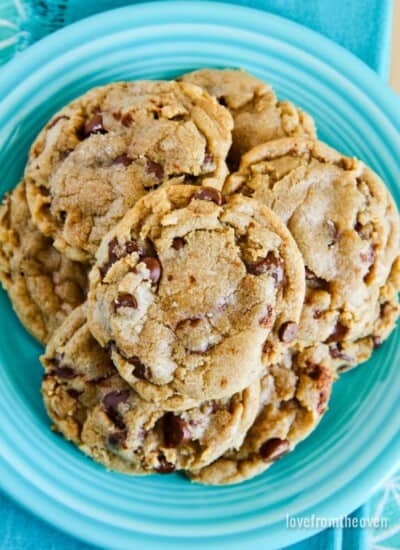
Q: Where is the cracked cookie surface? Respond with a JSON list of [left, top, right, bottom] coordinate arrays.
[[190, 344, 334, 485], [25, 80, 233, 262], [225, 137, 400, 370], [180, 69, 316, 166], [87, 184, 305, 407], [42, 305, 260, 474], [0, 181, 87, 343]]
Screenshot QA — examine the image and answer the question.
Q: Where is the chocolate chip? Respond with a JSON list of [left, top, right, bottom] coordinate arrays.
[[193, 187, 224, 205], [127, 356, 147, 379], [202, 154, 215, 172], [108, 429, 127, 447], [305, 268, 330, 291], [104, 340, 115, 353], [329, 344, 353, 362], [278, 321, 298, 343], [82, 114, 106, 138], [114, 292, 137, 312], [373, 336, 382, 349], [142, 256, 162, 284], [59, 210, 67, 223], [259, 305, 273, 328], [113, 154, 132, 166], [163, 413, 191, 448], [176, 317, 202, 330], [103, 390, 130, 411], [53, 366, 77, 379], [121, 113, 133, 127], [172, 237, 186, 250], [66, 388, 83, 398], [156, 454, 176, 474], [246, 252, 283, 285], [218, 97, 228, 107], [305, 363, 324, 380], [103, 390, 129, 430], [327, 220, 339, 247], [324, 321, 349, 344], [259, 438, 290, 461], [60, 149, 73, 160], [146, 160, 164, 180], [100, 237, 142, 278]]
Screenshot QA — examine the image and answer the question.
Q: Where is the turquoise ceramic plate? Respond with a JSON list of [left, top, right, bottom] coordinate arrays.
[[0, 2, 399, 548]]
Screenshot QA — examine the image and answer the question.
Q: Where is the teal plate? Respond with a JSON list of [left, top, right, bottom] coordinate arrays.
[[0, 2, 399, 548]]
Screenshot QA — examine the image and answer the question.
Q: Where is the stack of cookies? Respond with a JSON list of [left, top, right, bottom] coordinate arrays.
[[1, 70, 399, 485]]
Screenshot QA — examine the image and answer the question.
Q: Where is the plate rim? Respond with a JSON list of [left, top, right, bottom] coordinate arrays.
[[0, 2, 399, 548]]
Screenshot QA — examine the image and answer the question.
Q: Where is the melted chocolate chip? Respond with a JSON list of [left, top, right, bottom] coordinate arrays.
[[259, 438, 290, 461], [108, 429, 128, 447], [121, 113, 133, 127], [127, 356, 147, 379], [306, 363, 324, 380], [193, 187, 224, 205], [278, 321, 298, 343], [103, 390, 130, 411], [50, 353, 77, 380], [329, 344, 353, 362], [103, 390, 129, 430], [113, 154, 132, 166], [66, 388, 83, 398], [156, 454, 176, 474], [172, 237, 186, 250], [114, 292, 138, 311], [246, 252, 283, 285], [324, 321, 349, 344], [163, 413, 191, 448], [305, 268, 330, 291], [176, 317, 202, 331], [142, 256, 162, 284], [146, 160, 164, 181], [82, 114, 106, 138], [100, 237, 142, 278], [104, 340, 115, 353]]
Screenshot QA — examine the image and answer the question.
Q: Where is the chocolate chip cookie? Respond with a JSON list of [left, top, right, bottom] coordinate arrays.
[[42, 305, 261, 474], [0, 181, 87, 343], [190, 344, 334, 485], [87, 184, 305, 407], [25, 81, 233, 262], [179, 69, 316, 166], [225, 138, 400, 370]]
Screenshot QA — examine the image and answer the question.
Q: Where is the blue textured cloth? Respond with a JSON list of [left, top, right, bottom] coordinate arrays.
[[0, 1, 393, 549]]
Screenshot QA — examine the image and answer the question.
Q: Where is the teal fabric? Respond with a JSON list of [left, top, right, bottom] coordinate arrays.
[[0, 1, 396, 549]]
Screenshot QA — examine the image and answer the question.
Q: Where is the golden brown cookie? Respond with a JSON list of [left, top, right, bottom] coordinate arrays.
[[179, 69, 316, 166], [190, 344, 334, 485], [225, 137, 400, 370], [25, 81, 233, 262], [0, 181, 87, 343], [87, 185, 305, 407], [42, 305, 261, 475]]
